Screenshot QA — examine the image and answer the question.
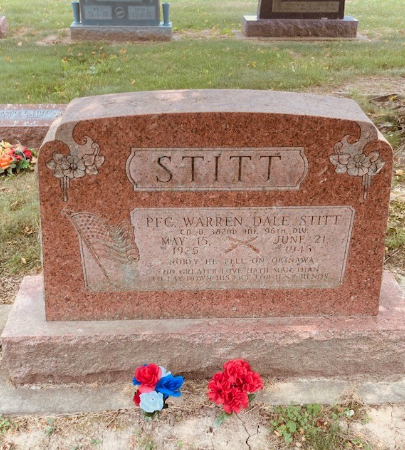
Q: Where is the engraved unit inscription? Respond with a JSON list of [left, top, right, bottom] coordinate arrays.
[[68, 206, 355, 292], [126, 147, 308, 191]]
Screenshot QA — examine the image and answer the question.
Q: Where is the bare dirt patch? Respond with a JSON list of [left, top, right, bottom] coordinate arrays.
[[0, 276, 23, 305], [35, 31, 72, 46], [174, 28, 234, 41], [306, 75, 405, 97]]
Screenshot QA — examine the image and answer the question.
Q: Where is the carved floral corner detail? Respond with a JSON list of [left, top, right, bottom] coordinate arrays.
[[46, 136, 105, 202], [329, 122, 385, 200]]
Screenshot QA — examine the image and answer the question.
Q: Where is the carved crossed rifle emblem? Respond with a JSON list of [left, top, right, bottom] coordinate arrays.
[[225, 236, 260, 254]]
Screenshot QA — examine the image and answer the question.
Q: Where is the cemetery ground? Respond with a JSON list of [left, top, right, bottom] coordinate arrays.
[[0, 0, 405, 449]]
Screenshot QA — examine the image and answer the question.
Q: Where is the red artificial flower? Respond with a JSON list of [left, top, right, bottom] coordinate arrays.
[[23, 149, 32, 159], [133, 390, 141, 406], [223, 359, 251, 383], [223, 388, 249, 414], [208, 359, 263, 418], [237, 371, 263, 393], [207, 372, 230, 405], [135, 364, 162, 393]]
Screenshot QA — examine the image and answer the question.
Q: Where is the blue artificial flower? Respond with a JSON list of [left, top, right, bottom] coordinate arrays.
[[139, 391, 164, 413], [156, 374, 184, 397]]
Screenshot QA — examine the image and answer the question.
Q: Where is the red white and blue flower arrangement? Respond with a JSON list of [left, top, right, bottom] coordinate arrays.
[[207, 359, 263, 426], [133, 363, 184, 418]]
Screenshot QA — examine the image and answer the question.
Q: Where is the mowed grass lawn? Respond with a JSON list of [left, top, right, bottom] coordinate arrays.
[[0, 0, 404, 103]]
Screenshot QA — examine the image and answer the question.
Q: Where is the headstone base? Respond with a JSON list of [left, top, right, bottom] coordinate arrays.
[[1, 273, 404, 385], [70, 23, 173, 42], [242, 15, 358, 38], [0, 16, 8, 39]]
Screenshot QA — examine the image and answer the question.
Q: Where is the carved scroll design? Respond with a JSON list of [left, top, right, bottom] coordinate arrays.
[[46, 136, 105, 202], [63, 210, 140, 289], [330, 121, 385, 200]]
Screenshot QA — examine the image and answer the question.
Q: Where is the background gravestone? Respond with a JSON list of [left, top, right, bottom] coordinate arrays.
[[258, 0, 346, 20], [0, 16, 8, 38], [0, 104, 66, 148], [243, 0, 358, 38], [80, 0, 160, 26], [71, 0, 172, 41]]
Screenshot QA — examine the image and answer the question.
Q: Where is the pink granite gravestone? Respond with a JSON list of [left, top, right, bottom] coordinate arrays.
[[37, 90, 392, 321], [2, 90, 403, 386]]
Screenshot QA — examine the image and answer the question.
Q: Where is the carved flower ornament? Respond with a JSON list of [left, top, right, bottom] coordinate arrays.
[[46, 136, 104, 202], [330, 152, 385, 178], [330, 122, 385, 200]]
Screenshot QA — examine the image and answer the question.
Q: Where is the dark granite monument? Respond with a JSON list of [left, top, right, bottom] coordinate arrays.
[[258, 0, 345, 20], [243, 0, 358, 39]]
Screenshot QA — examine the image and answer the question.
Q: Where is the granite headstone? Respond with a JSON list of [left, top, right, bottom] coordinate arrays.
[[37, 90, 392, 321], [2, 90, 403, 385], [71, 0, 172, 41], [0, 104, 67, 148], [258, 0, 346, 20], [0, 16, 8, 38], [243, 0, 358, 38], [80, 0, 160, 26]]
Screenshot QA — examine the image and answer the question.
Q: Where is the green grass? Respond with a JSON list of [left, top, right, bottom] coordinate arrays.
[[269, 402, 372, 449], [0, 172, 41, 276], [0, 0, 404, 103], [387, 199, 405, 252], [1, 39, 405, 103]]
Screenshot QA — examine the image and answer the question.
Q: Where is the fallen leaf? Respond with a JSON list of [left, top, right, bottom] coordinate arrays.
[[21, 257, 27, 265], [24, 227, 33, 235]]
